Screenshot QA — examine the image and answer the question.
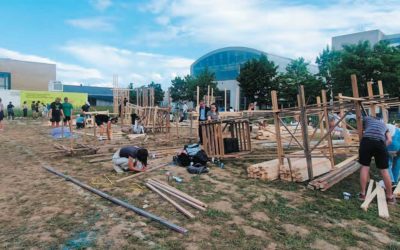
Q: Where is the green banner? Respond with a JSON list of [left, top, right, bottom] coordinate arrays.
[[20, 91, 88, 108]]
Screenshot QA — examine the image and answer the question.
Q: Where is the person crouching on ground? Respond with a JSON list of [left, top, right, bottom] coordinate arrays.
[[112, 146, 148, 173], [359, 116, 396, 204], [95, 114, 111, 140]]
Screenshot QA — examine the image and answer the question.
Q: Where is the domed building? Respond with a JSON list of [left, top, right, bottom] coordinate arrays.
[[190, 46, 317, 110]]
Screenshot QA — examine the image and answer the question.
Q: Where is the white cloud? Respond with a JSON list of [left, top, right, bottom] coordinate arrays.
[[90, 0, 112, 11], [139, 0, 400, 61], [0, 48, 104, 85], [66, 17, 114, 31], [61, 42, 193, 89]]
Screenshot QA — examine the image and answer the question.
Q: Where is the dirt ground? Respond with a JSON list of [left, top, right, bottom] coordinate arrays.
[[0, 119, 399, 249]]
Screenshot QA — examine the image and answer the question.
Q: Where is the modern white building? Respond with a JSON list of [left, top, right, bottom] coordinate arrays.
[[332, 29, 400, 50], [190, 47, 318, 110]]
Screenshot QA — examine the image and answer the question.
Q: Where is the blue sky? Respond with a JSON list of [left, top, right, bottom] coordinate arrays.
[[0, 0, 399, 89]]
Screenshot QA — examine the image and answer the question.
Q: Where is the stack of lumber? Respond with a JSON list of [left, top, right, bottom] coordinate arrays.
[[344, 133, 359, 145], [145, 179, 207, 219], [279, 157, 332, 182], [247, 158, 281, 180], [308, 155, 360, 191], [360, 180, 389, 219]]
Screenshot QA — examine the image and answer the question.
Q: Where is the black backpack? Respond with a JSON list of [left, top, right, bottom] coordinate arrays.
[[192, 150, 208, 165], [187, 163, 209, 174]]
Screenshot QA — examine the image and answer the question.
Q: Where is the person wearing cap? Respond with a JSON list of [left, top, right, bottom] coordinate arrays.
[[112, 146, 148, 173], [358, 116, 395, 204], [386, 124, 400, 186]]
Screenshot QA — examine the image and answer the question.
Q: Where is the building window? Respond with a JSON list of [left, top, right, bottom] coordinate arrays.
[[0, 72, 11, 89]]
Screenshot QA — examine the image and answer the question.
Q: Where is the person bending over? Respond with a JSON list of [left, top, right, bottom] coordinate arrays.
[[359, 116, 395, 204], [95, 114, 111, 140], [112, 146, 148, 173]]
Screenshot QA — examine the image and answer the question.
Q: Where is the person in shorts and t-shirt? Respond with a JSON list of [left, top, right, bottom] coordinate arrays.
[[62, 97, 74, 131], [49, 98, 64, 128], [359, 116, 396, 204]]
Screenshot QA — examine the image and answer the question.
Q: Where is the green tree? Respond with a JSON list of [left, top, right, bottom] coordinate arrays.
[[148, 81, 165, 105], [169, 76, 191, 102], [169, 69, 218, 103], [237, 55, 279, 106], [278, 58, 323, 106], [316, 46, 341, 94], [128, 83, 137, 104]]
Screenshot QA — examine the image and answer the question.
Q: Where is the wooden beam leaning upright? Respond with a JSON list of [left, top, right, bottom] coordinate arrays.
[[367, 81, 376, 117], [271, 91, 284, 166], [299, 85, 313, 180], [378, 80, 388, 123], [321, 90, 335, 169], [351, 74, 363, 140]]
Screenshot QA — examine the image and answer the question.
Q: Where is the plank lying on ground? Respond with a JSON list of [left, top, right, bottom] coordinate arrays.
[[149, 179, 207, 208], [42, 165, 187, 234], [376, 182, 389, 218], [361, 187, 378, 211], [146, 183, 195, 219], [115, 162, 171, 183], [394, 183, 400, 198], [147, 180, 207, 211]]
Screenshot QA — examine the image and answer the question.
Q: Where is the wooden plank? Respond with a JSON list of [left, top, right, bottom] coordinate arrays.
[[322, 90, 334, 169], [338, 93, 349, 143], [336, 96, 365, 101], [351, 74, 363, 140], [146, 183, 195, 219], [393, 183, 400, 198], [149, 179, 207, 207], [320, 163, 360, 191], [271, 90, 283, 165], [376, 182, 389, 218], [333, 155, 358, 169], [361, 187, 377, 211], [367, 82, 376, 117], [378, 80, 388, 123], [147, 180, 206, 211], [366, 179, 374, 198]]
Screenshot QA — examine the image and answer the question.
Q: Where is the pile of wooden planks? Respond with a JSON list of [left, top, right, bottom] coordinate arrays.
[[247, 158, 280, 180], [247, 152, 332, 182], [279, 157, 332, 182], [360, 180, 389, 219], [308, 155, 360, 191], [145, 179, 207, 219], [255, 124, 314, 141], [53, 143, 99, 156]]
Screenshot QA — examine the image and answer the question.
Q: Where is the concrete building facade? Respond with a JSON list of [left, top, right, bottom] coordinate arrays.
[[0, 58, 56, 91], [332, 29, 400, 50]]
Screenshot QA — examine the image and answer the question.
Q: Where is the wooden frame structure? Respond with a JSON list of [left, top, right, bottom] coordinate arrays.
[[126, 104, 170, 133], [200, 119, 251, 158]]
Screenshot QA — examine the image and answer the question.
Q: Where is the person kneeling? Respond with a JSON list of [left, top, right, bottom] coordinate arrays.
[[112, 146, 148, 173]]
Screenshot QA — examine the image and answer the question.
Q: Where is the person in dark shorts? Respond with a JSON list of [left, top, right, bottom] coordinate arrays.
[[7, 102, 15, 120], [359, 116, 395, 204], [95, 114, 111, 140], [49, 98, 64, 128], [112, 146, 148, 173], [62, 97, 74, 131]]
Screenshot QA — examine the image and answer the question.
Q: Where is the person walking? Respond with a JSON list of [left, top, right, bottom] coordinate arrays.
[[7, 102, 15, 120], [359, 116, 396, 204], [22, 101, 28, 118], [0, 98, 4, 131]]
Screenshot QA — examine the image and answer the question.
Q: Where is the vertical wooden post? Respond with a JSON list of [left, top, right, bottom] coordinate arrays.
[[351, 74, 363, 140], [378, 80, 388, 123], [211, 88, 214, 104], [271, 91, 283, 165], [299, 85, 313, 180], [338, 93, 349, 142], [224, 88, 227, 112], [196, 86, 200, 109], [367, 81, 376, 117], [322, 90, 335, 169], [316, 96, 324, 139], [136, 88, 139, 106], [207, 85, 210, 106]]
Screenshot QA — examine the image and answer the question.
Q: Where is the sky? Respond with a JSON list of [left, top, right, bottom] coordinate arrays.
[[0, 0, 399, 90]]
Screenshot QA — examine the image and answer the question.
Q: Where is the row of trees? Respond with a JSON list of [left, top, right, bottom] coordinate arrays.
[[132, 41, 400, 108]]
